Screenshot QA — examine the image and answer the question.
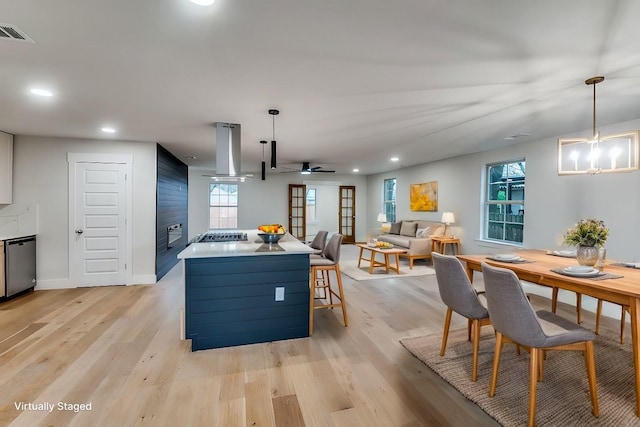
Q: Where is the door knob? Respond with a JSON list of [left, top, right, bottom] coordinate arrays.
[[75, 229, 84, 234]]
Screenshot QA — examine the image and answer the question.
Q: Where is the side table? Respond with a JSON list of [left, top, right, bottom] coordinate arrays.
[[431, 236, 462, 255]]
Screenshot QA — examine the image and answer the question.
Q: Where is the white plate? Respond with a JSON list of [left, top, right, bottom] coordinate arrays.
[[494, 253, 519, 260], [564, 266, 595, 273], [562, 267, 600, 276]]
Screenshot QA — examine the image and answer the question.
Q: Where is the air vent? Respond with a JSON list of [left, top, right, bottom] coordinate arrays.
[[0, 24, 34, 43]]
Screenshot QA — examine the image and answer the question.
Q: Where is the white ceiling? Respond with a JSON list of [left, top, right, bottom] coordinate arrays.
[[2, 0, 640, 175]]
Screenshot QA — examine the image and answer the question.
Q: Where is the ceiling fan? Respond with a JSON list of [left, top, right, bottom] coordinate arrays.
[[281, 162, 335, 174]]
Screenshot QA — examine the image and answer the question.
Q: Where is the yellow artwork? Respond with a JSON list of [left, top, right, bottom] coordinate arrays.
[[410, 182, 438, 211]]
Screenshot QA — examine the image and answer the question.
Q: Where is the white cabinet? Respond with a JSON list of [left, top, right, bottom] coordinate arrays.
[[0, 131, 13, 204]]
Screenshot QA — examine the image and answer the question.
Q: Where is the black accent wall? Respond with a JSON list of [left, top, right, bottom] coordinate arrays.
[[156, 144, 188, 280]]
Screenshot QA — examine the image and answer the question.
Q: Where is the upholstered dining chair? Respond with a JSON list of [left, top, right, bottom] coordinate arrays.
[[482, 263, 599, 427], [308, 230, 328, 255], [432, 252, 491, 382], [596, 299, 629, 344], [309, 233, 347, 335]]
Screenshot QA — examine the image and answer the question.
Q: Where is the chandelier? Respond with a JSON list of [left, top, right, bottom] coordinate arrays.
[[558, 76, 639, 175]]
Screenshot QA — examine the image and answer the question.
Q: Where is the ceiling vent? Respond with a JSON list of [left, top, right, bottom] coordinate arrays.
[[0, 24, 35, 43]]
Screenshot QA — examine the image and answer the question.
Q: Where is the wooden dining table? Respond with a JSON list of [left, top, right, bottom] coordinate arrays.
[[457, 249, 640, 417]]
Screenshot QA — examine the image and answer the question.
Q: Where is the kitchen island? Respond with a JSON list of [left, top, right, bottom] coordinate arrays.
[[177, 231, 313, 351]]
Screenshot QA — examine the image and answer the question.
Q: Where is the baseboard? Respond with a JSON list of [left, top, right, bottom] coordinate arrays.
[[35, 274, 157, 290], [132, 274, 157, 285], [35, 278, 75, 290]]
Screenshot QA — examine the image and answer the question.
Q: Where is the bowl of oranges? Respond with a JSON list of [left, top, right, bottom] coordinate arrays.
[[257, 224, 286, 243]]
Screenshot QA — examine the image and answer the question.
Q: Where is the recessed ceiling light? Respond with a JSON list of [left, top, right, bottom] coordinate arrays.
[[30, 88, 53, 97], [352, 168, 359, 173], [101, 127, 116, 134], [184, 155, 197, 160], [390, 157, 399, 162], [189, 0, 215, 5]]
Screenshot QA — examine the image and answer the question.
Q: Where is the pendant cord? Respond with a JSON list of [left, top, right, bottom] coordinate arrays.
[[592, 82, 597, 138]]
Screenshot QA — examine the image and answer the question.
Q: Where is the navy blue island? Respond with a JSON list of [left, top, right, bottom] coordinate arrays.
[[178, 231, 313, 351]]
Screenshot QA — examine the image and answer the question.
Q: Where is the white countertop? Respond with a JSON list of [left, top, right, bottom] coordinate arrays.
[[177, 230, 313, 259], [0, 233, 37, 241]]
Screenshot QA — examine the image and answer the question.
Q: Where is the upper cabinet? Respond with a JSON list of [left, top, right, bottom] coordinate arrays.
[[0, 131, 13, 204]]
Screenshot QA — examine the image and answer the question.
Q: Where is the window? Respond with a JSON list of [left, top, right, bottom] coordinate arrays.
[[209, 183, 238, 229], [485, 160, 525, 243], [306, 188, 316, 222], [383, 178, 396, 223]]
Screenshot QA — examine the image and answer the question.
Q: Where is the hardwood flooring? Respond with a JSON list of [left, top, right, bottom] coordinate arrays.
[[0, 255, 622, 426]]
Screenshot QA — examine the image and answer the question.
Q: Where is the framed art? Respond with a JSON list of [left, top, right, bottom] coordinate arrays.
[[410, 181, 438, 211]]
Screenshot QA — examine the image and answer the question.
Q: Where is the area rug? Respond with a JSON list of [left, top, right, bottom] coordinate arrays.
[[401, 328, 640, 426], [340, 262, 435, 281]]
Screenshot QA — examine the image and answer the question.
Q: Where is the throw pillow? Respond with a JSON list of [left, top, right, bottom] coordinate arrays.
[[389, 221, 402, 235], [416, 226, 431, 238], [400, 221, 418, 237]]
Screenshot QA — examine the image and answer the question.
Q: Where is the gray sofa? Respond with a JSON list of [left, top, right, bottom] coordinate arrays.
[[377, 220, 445, 268]]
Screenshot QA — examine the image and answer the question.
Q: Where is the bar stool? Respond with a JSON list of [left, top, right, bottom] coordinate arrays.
[[308, 230, 328, 255], [309, 233, 348, 335]]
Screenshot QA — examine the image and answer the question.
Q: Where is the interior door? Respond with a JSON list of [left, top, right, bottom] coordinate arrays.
[[339, 185, 356, 244], [288, 184, 306, 240], [71, 161, 127, 286]]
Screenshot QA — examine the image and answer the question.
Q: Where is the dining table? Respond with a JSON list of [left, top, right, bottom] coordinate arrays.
[[457, 249, 640, 417]]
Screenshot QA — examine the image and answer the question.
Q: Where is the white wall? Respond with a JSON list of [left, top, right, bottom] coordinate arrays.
[[188, 170, 368, 242], [3, 135, 157, 288], [366, 118, 640, 318]]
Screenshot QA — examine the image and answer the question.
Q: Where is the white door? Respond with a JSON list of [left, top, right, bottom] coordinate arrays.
[[70, 161, 127, 286]]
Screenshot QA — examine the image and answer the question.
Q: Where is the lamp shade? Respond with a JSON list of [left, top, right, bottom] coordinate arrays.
[[377, 213, 387, 223], [441, 212, 455, 224]]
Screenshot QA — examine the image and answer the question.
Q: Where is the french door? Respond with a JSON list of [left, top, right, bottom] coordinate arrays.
[[339, 186, 356, 244], [288, 184, 306, 240]]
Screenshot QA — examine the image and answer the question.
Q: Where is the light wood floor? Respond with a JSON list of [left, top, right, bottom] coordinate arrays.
[[0, 253, 623, 427]]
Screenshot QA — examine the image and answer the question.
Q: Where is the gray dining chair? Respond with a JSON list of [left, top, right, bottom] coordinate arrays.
[[432, 252, 491, 382], [481, 263, 599, 427], [308, 230, 328, 255], [309, 233, 347, 335], [596, 299, 629, 344]]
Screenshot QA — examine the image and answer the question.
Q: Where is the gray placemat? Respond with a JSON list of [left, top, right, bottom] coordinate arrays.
[[551, 268, 623, 280], [545, 250, 577, 258]]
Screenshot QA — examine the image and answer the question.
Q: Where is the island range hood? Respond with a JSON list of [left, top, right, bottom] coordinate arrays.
[[203, 122, 253, 182]]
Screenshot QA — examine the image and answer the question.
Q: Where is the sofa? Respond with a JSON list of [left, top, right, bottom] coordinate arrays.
[[377, 220, 445, 268]]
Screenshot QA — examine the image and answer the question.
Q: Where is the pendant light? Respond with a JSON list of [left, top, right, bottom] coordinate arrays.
[[585, 76, 604, 174], [269, 109, 279, 169], [558, 75, 639, 175], [259, 140, 267, 180]]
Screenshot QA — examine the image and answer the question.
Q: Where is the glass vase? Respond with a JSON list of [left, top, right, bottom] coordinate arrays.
[[576, 245, 598, 267]]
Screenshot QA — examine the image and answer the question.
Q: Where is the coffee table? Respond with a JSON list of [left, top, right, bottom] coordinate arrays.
[[356, 243, 408, 274]]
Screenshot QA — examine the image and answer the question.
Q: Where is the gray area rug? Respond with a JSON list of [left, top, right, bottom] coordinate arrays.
[[401, 328, 640, 426], [339, 244, 435, 280]]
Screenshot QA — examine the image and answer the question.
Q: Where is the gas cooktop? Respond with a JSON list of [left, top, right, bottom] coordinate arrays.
[[198, 232, 248, 243]]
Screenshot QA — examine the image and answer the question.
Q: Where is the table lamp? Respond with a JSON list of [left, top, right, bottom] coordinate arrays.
[[377, 212, 390, 233], [441, 212, 455, 237]]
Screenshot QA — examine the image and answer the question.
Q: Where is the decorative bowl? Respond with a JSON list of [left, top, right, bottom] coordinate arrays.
[[257, 233, 285, 244]]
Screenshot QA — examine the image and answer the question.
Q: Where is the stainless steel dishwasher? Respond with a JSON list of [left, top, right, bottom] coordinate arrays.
[[5, 236, 36, 297]]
